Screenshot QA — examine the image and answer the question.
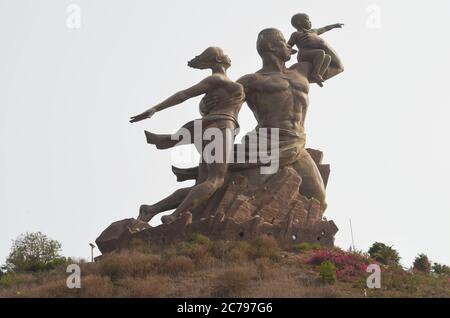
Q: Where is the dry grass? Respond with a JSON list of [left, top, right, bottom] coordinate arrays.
[[211, 266, 256, 297], [1, 236, 449, 298], [115, 276, 172, 298], [97, 251, 161, 281], [159, 256, 194, 276]]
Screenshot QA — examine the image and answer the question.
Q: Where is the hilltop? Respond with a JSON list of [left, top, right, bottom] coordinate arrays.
[[1, 235, 449, 298]]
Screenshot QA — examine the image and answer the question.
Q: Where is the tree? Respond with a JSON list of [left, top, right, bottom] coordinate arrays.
[[413, 253, 431, 274], [368, 242, 400, 266], [432, 262, 450, 275], [319, 261, 337, 284], [5, 232, 66, 273]]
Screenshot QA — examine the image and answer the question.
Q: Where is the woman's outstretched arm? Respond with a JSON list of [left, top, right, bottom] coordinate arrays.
[[130, 76, 219, 123]]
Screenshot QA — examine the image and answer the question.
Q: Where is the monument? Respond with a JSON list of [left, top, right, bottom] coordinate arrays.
[[96, 15, 344, 255]]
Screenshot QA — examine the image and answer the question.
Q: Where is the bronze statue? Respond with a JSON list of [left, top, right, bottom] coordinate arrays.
[[130, 47, 244, 223], [288, 13, 343, 87], [96, 17, 345, 254], [131, 27, 344, 221]]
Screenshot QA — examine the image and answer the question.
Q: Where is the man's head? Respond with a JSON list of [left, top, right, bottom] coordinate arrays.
[[188, 47, 231, 70], [256, 28, 294, 62], [291, 13, 312, 30]]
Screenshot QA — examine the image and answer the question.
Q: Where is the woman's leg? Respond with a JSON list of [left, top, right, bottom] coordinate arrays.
[[144, 120, 197, 149], [170, 162, 228, 217], [138, 187, 192, 222], [139, 163, 209, 223], [164, 127, 234, 221]]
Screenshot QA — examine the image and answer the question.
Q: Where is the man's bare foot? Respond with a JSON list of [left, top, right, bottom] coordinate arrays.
[[137, 204, 159, 223], [161, 210, 193, 225]]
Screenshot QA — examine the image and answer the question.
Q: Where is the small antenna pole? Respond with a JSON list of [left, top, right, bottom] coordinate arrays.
[[349, 218, 356, 251]]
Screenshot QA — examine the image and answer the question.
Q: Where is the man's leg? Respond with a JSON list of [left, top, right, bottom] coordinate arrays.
[[292, 151, 327, 212]]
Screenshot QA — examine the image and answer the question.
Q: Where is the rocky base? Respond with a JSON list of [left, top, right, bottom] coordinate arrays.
[[96, 150, 338, 254]]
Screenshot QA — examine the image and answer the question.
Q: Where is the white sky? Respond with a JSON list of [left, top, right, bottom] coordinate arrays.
[[1, 0, 449, 267]]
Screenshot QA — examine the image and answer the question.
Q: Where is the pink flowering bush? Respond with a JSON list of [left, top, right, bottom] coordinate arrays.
[[307, 249, 370, 281]]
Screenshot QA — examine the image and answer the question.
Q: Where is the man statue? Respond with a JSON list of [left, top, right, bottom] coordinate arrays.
[[233, 28, 344, 212]]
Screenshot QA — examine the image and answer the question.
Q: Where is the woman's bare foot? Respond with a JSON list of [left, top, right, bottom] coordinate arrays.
[[137, 204, 159, 222], [144, 131, 174, 149]]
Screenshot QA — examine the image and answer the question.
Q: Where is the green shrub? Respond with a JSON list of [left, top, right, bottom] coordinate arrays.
[[413, 254, 431, 274], [319, 261, 337, 284], [0, 273, 36, 289], [368, 242, 400, 266], [0, 274, 17, 288], [311, 243, 321, 250], [293, 242, 321, 253], [187, 233, 212, 246]]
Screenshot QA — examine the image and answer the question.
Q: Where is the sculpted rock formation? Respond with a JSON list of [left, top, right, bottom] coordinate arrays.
[[96, 149, 337, 253]]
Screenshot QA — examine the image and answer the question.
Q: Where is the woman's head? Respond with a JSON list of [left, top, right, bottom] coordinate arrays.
[[188, 47, 231, 70]]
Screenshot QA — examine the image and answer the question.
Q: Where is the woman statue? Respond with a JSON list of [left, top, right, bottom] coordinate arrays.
[[130, 47, 244, 223]]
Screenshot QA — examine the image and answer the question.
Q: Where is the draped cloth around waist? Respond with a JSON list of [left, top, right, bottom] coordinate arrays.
[[172, 127, 308, 179], [229, 127, 307, 170], [181, 114, 239, 133]]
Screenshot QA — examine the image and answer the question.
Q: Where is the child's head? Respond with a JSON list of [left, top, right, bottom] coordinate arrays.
[[291, 13, 312, 30], [188, 47, 231, 70]]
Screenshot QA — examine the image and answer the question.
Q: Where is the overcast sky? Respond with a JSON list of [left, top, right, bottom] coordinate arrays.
[[1, 0, 449, 267]]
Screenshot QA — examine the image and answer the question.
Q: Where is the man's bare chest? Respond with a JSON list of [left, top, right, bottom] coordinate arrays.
[[249, 72, 309, 95]]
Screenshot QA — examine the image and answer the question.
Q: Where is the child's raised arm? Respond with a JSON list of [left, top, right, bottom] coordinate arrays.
[[313, 23, 344, 35]]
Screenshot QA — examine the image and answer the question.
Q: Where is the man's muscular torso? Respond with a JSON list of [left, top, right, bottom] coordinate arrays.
[[238, 62, 313, 134]]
